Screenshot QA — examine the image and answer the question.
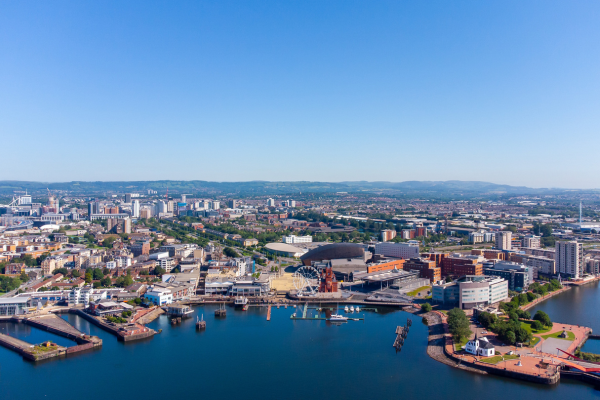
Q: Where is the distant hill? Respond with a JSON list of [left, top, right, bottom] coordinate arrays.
[[0, 179, 591, 198]]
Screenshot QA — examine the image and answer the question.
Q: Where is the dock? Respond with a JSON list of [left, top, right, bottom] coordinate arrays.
[[0, 314, 102, 362], [267, 305, 272, 321], [72, 309, 155, 342]]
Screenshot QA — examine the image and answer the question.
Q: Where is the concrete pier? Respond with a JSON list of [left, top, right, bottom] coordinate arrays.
[[72, 309, 155, 342]]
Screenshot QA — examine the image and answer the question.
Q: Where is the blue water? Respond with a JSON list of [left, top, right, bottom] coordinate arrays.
[[530, 281, 600, 354], [0, 305, 596, 400], [0, 321, 75, 348]]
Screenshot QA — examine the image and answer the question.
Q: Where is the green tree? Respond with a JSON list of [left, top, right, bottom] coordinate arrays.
[[447, 308, 471, 342], [533, 310, 553, 328], [506, 331, 516, 344], [154, 266, 166, 276], [19, 272, 29, 282], [71, 270, 81, 278], [123, 275, 133, 287], [92, 268, 104, 280], [421, 303, 432, 313], [223, 247, 240, 258], [101, 277, 112, 287], [84, 272, 93, 284]]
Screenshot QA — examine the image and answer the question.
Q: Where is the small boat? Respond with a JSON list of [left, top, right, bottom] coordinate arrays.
[[242, 304, 248, 311], [355, 306, 360, 312], [344, 306, 349, 312], [329, 314, 348, 322], [350, 306, 355, 313]]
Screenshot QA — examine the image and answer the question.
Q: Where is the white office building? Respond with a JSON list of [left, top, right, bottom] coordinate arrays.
[[267, 198, 275, 207], [282, 235, 313, 244], [68, 286, 92, 307], [556, 240, 583, 279], [432, 275, 508, 309], [374, 242, 420, 259]]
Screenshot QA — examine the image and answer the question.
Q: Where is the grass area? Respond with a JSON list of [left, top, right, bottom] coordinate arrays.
[[542, 330, 576, 341], [454, 336, 470, 351], [479, 354, 520, 364], [521, 321, 551, 335], [528, 336, 541, 347], [406, 286, 431, 297]]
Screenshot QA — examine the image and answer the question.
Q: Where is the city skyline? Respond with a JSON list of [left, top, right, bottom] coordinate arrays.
[[1, 1, 600, 187]]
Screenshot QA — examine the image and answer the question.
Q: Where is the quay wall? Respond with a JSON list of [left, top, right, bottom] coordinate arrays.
[[22, 317, 84, 343], [520, 287, 571, 311], [71, 309, 155, 342]]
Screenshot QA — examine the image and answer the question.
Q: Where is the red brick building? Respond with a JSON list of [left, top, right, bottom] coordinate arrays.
[[404, 258, 441, 282]]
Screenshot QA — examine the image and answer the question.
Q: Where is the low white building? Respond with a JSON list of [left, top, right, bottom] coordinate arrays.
[[465, 335, 495, 357], [144, 287, 173, 306]]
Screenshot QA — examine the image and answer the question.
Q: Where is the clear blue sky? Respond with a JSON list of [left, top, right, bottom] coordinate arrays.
[[1, 1, 599, 188]]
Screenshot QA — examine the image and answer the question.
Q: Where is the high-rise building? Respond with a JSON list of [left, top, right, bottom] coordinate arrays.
[[522, 235, 541, 249], [267, 198, 275, 207], [140, 209, 152, 219], [156, 201, 167, 214], [495, 231, 512, 250], [228, 199, 237, 209], [380, 229, 397, 242], [132, 200, 140, 218], [555, 240, 583, 279], [125, 193, 132, 203], [167, 201, 174, 213], [211, 201, 220, 210], [286, 199, 296, 207], [88, 202, 95, 219], [181, 194, 187, 203]]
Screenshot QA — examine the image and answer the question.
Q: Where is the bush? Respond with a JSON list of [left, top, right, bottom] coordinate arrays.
[[531, 320, 543, 331], [421, 303, 432, 313]]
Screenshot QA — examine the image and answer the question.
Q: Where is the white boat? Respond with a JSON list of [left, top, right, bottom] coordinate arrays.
[[355, 306, 361, 312], [329, 314, 348, 321], [234, 297, 248, 308], [350, 306, 355, 313], [344, 306, 349, 312]]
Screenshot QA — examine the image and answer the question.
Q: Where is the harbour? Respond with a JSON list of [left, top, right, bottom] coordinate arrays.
[[0, 301, 597, 400]]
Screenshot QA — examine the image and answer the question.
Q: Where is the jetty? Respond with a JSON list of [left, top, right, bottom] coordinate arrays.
[[267, 305, 272, 321]]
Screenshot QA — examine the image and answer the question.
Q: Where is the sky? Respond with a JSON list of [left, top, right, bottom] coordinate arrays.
[[1, 1, 599, 188]]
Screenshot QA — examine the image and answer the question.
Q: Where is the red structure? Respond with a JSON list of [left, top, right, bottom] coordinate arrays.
[[319, 266, 338, 293]]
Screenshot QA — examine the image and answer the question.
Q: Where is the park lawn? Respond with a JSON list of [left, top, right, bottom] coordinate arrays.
[[406, 286, 431, 297], [521, 321, 551, 335], [528, 336, 541, 347], [542, 331, 576, 341], [479, 354, 520, 364]]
